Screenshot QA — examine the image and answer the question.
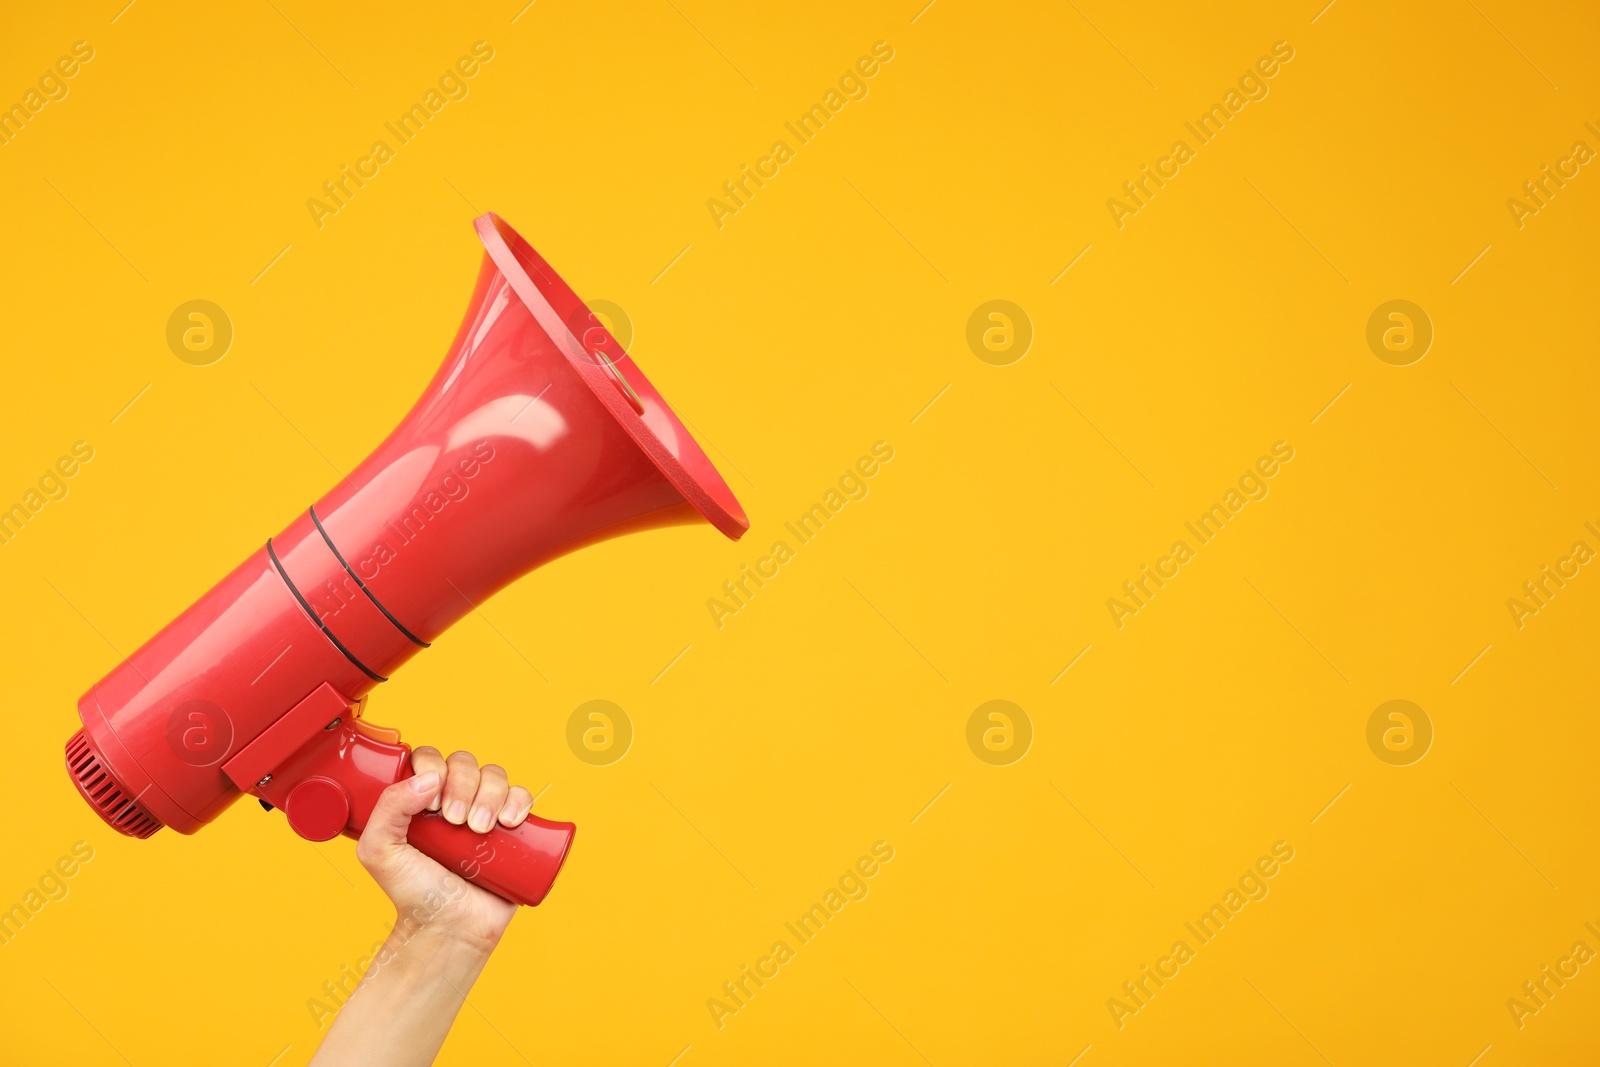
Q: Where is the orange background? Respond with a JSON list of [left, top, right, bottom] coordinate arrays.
[[2, 1, 1599, 1064]]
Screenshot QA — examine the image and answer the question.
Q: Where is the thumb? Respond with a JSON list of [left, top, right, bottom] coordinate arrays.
[[356, 771, 440, 885]]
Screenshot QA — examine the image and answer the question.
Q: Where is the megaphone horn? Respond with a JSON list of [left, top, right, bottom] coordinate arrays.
[[64, 213, 748, 906]]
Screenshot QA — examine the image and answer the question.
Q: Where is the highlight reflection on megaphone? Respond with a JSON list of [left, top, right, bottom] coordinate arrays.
[[64, 214, 748, 906]]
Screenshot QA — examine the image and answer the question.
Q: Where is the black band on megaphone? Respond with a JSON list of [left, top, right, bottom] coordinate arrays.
[[308, 506, 430, 648], [266, 539, 388, 684]]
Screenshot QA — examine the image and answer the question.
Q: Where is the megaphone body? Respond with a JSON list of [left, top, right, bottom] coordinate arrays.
[[64, 214, 747, 906]]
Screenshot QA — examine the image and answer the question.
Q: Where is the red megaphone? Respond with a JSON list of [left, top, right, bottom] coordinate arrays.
[[64, 214, 747, 906]]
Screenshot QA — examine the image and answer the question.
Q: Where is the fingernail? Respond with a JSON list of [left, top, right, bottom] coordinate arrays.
[[468, 806, 493, 832], [498, 805, 529, 827], [410, 772, 440, 794], [444, 800, 468, 824], [428, 795, 442, 811]]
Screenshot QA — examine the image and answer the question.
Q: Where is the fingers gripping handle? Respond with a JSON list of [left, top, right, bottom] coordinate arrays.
[[251, 710, 575, 907], [404, 808, 576, 906], [399, 771, 576, 907]]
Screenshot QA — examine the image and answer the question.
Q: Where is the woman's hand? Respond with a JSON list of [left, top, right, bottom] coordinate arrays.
[[354, 747, 538, 951], [310, 749, 538, 1067]]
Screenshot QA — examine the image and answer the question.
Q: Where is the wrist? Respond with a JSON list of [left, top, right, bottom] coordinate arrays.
[[309, 913, 493, 1067], [402, 919, 502, 963], [382, 910, 500, 971]]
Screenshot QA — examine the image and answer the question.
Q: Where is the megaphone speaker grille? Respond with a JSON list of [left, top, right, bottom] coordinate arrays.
[[66, 728, 162, 839]]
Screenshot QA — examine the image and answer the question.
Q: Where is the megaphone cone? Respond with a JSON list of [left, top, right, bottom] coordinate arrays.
[[65, 214, 747, 907]]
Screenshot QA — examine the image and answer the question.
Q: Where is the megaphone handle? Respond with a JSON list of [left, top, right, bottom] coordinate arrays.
[[396, 771, 577, 908], [251, 710, 576, 907]]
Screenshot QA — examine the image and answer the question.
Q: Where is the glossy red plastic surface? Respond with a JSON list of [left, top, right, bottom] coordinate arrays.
[[66, 214, 744, 906], [284, 777, 350, 842], [257, 708, 575, 907]]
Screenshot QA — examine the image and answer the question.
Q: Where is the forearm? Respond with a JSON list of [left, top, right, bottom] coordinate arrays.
[[309, 927, 496, 1067]]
